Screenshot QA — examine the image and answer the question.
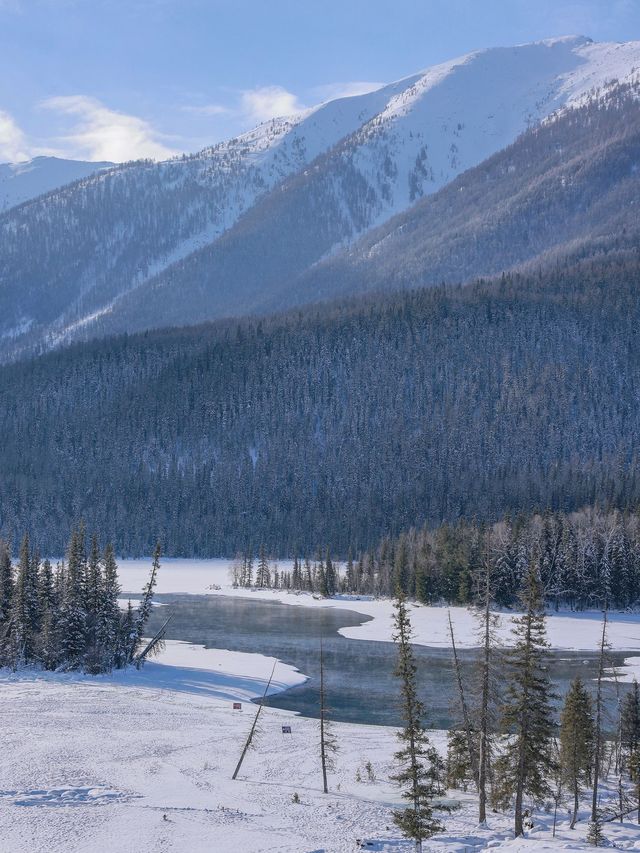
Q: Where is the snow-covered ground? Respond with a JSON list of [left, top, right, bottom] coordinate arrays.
[[2, 558, 639, 851], [1, 666, 638, 853], [118, 558, 640, 654]]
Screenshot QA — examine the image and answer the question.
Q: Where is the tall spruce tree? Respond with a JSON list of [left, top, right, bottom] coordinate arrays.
[[324, 549, 337, 597], [10, 534, 40, 665], [37, 558, 58, 669], [0, 539, 13, 622], [621, 679, 640, 823], [130, 543, 161, 663], [560, 677, 595, 829], [59, 528, 88, 666], [496, 561, 557, 837], [256, 545, 270, 588], [391, 591, 443, 851], [97, 543, 122, 669], [621, 679, 640, 770]]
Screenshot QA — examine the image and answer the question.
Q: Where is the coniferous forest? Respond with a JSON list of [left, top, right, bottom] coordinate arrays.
[[0, 529, 159, 673], [0, 251, 639, 557], [231, 506, 640, 610]]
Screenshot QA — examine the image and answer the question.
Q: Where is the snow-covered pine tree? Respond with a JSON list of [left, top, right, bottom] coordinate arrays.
[[96, 543, 121, 670], [256, 544, 270, 588], [37, 558, 58, 669], [391, 590, 444, 851], [621, 679, 640, 770], [560, 676, 595, 828], [38, 559, 55, 612], [58, 528, 88, 667], [291, 556, 300, 589], [129, 543, 161, 663], [303, 557, 313, 591], [85, 535, 102, 617], [345, 549, 355, 592], [10, 534, 40, 665], [446, 728, 475, 791], [82, 534, 104, 672], [496, 560, 557, 837], [0, 539, 13, 622], [324, 548, 337, 597]]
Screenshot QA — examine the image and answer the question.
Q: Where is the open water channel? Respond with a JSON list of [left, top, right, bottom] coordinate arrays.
[[144, 593, 628, 728]]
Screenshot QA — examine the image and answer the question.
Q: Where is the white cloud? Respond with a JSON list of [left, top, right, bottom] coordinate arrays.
[[310, 81, 384, 103], [0, 109, 30, 162], [240, 86, 306, 124], [40, 95, 179, 162], [182, 103, 231, 117]]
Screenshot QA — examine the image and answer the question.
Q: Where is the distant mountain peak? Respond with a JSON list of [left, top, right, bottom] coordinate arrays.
[[2, 36, 640, 359], [0, 155, 114, 213]]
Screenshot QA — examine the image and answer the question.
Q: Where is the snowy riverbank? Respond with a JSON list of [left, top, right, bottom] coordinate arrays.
[[1, 667, 639, 853], [117, 558, 640, 654], [2, 559, 639, 851]]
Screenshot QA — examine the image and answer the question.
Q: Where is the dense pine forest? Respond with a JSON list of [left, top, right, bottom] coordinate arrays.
[[236, 506, 640, 610], [0, 529, 159, 672], [0, 250, 638, 556]]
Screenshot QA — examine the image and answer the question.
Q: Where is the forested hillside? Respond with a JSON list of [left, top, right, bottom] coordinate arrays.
[[0, 251, 638, 555]]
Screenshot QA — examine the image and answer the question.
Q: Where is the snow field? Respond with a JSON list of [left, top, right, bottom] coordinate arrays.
[[1, 671, 639, 852]]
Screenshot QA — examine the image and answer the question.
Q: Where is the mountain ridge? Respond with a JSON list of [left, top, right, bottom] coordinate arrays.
[[1, 35, 639, 359], [0, 155, 114, 213]]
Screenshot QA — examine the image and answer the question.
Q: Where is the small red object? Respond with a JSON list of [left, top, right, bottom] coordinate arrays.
[[233, 702, 242, 710]]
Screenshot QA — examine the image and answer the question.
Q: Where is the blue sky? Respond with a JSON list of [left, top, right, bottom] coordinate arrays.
[[1, 0, 639, 162]]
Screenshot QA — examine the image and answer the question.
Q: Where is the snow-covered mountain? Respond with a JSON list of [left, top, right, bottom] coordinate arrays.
[[1, 35, 639, 357], [0, 156, 114, 213]]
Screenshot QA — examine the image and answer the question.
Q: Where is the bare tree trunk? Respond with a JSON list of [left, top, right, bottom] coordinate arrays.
[[478, 560, 493, 826], [552, 776, 562, 837], [447, 611, 478, 786], [232, 660, 277, 780], [572, 782, 579, 830], [590, 610, 608, 842], [320, 638, 329, 794], [133, 614, 173, 668]]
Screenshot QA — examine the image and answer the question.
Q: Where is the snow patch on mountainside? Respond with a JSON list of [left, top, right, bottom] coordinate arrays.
[[0, 156, 114, 212], [3, 36, 640, 355], [333, 36, 640, 230]]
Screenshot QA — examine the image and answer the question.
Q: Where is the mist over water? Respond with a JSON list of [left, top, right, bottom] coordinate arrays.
[[145, 594, 627, 728]]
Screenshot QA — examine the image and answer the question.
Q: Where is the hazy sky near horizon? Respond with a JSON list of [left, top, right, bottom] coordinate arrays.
[[1, 0, 639, 163]]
